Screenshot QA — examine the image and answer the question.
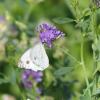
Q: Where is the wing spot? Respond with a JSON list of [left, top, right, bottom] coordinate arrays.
[[26, 60, 30, 64], [34, 57, 36, 60]]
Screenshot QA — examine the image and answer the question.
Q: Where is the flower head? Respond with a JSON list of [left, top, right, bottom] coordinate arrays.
[[21, 69, 43, 88], [38, 23, 64, 47]]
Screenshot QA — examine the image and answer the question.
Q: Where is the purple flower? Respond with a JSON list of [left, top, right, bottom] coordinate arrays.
[[21, 69, 43, 88], [36, 96, 40, 100], [0, 16, 5, 22], [35, 88, 42, 94], [37, 23, 64, 47]]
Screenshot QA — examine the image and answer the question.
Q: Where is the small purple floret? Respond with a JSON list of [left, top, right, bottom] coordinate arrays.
[[35, 88, 42, 94], [21, 69, 43, 88], [38, 23, 64, 47], [0, 16, 5, 22]]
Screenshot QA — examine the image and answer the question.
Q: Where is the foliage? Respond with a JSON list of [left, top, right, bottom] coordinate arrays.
[[0, 0, 100, 100]]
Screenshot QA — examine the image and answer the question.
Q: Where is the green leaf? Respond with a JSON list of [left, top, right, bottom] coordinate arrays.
[[5, 66, 17, 85], [0, 73, 9, 84], [80, 91, 91, 100], [54, 67, 73, 77], [15, 21, 27, 30], [53, 17, 74, 24], [44, 69, 54, 87], [94, 88, 100, 95], [80, 95, 91, 100], [80, 83, 93, 100], [82, 8, 91, 17], [0, 78, 9, 84]]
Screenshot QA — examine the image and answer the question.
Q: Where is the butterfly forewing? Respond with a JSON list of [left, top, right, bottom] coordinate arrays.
[[18, 49, 42, 71], [30, 42, 49, 70]]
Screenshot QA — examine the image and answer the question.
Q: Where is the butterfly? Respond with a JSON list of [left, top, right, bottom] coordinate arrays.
[[18, 42, 49, 71]]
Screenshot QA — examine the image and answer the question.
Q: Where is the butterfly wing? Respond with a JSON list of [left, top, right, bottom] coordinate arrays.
[[30, 42, 49, 70], [18, 49, 43, 71]]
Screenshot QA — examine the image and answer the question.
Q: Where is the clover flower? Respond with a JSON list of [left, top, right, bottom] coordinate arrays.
[[38, 23, 64, 47], [35, 88, 42, 94], [36, 96, 40, 100], [21, 69, 43, 88]]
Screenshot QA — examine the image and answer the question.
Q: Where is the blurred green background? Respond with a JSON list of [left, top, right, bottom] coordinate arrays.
[[0, 0, 100, 100]]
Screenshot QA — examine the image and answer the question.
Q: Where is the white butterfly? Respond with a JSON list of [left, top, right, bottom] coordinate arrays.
[[18, 42, 49, 71]]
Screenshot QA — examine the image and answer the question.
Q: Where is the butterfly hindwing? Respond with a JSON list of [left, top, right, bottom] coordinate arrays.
[[18, 49, 42, 71]]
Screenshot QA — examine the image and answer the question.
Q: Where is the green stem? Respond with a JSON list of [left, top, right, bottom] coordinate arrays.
[[81, 35, 91, 98], [61, 48, 81, 65], [24, 4, 34, 23], [91, 8, 98, 100]]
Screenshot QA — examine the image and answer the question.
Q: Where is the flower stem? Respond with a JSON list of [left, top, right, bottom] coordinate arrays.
[[62, 49, 80, 65], [24, 4, 34, 23], [81, 35, 91, 98], [91, 7, 98, 100]]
